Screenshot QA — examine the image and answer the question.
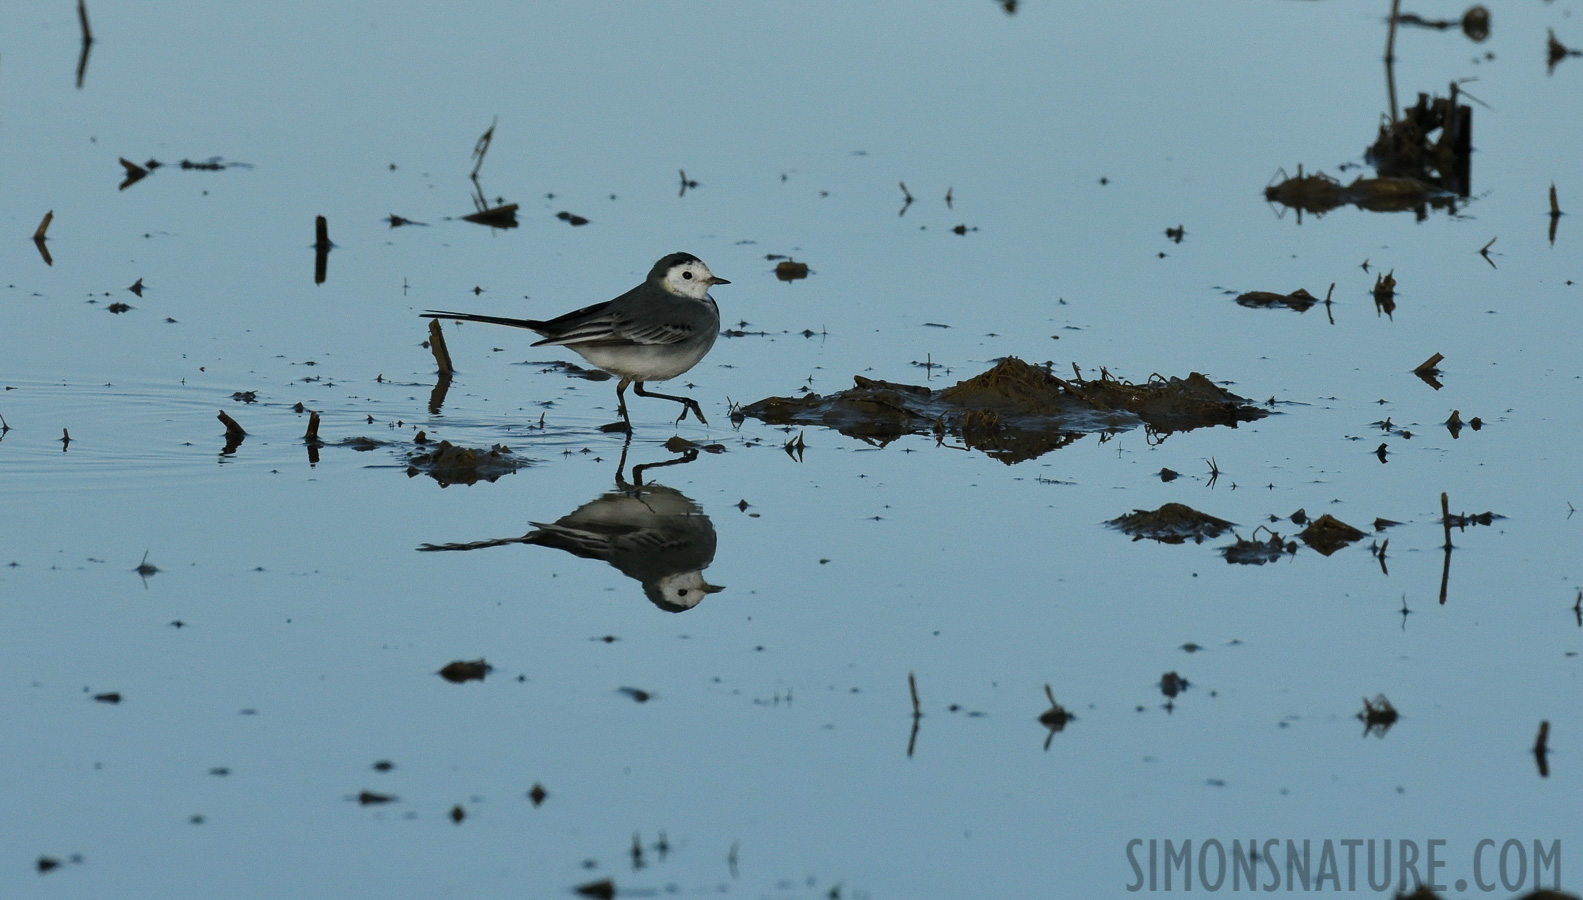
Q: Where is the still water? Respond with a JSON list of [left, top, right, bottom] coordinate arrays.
[[2, 1, 1579, 897]]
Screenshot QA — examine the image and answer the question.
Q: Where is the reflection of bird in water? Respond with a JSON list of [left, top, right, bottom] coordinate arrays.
[[419, 448, 723, 612]]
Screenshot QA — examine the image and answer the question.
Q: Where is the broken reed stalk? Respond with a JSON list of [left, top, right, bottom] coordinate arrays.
[[908, 672, 921, 718], [1414, 352, 1444, 375], [304, 411, 321, 442], [77, 0, 92, 44], [427, 318, 454, 376], [314, 216, 331, 251], [217, 410, 246, 438], [34, 211, 53, 241]]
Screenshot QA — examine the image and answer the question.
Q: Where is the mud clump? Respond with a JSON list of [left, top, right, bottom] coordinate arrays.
[[406, 440, 523, 486], [1109, 503, 1235, 545], [741, 357, 1267, 463], [1265, 168, 1454, 218], [1236, 288, 1320, 312], [1297, 514, 1366, 556], [1367, 88, 1472, 196], [1221, 529, 1297, 565]]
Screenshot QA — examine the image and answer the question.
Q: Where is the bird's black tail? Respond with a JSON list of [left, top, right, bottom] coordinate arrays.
[[421, 310, 548, 331]]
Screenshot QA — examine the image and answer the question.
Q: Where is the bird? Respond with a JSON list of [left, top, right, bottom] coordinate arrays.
[[422, 253, 727, 430]]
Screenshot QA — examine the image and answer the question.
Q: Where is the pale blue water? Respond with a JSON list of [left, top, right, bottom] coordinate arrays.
[[2, 1, 1579, 897]]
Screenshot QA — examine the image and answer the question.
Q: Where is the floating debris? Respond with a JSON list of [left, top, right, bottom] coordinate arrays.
[[1109, 502, 1234, 545], [1548, 28, 1581, 74], [1393, 6, 1489, 42], [1221, 529, 1295, 565], [1373, 271, 1397, 317], [106, 302, 131, 314], [774, 259, 810, 281], [1038, 685, 1072, 750], [575, 879, 616, 900], [357, 790, 396, 805], [1367, 86, 1472, 196], [1235, 287, 1321, 312], [127, 278, 145, 296], [118, 157, 148, 189], [406, 440, 524, 487], [1297, 514, 1365, 556], [460, 204, 519, 228], [1413, 352, 1445, 390], [1160, 672, 1187, 698], [618, 686, 653, 703], [1358, 695, 1398, 737], [535, 359, 611, 381], [555, 211, 590, 226], [437, 659, 491, 684], [527, 783, 548, 806], [33, 210, 54, 266], [741, 357, 1267, 463], [93, 692, 121, 704], [1266, 166, 1456, 219]]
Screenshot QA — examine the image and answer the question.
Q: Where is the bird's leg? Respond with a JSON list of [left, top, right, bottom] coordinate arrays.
[[634, 382, 707, 425], [609, 378, 633, 433]]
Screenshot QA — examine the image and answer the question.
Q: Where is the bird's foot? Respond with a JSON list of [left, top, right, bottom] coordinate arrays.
[[676, 401, 708, 426]]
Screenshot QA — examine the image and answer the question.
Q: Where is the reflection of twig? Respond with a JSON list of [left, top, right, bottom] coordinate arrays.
[[76, 0, 93, 89], [907, 672, 922, 757], [1438, 492, 1451, 605], [898, 181, 914, 217], [1384, 0, 1401, 122], [314, 216, 332, 284], [1478, 236, 1496, 269], [1533, 721, 1550, 778]]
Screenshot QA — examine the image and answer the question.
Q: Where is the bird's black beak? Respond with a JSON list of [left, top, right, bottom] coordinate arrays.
[[710, 276, 730, 286]]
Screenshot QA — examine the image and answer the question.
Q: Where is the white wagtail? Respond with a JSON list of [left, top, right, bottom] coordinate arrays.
[[422, 253, 728, 430]]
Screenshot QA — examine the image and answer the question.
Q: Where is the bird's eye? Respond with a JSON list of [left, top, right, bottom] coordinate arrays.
[[678, 588, 690, 596], [682, 271, 694, 280]]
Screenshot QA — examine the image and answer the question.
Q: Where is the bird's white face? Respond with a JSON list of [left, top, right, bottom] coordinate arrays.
[[651, 570, 725, 610], [660, 259, 725, 300]]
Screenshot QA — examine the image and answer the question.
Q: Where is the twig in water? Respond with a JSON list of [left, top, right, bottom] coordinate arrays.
[[427, 319, 454, 376], [218, 411, 246, 439], [471, 117, 496, 179]]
